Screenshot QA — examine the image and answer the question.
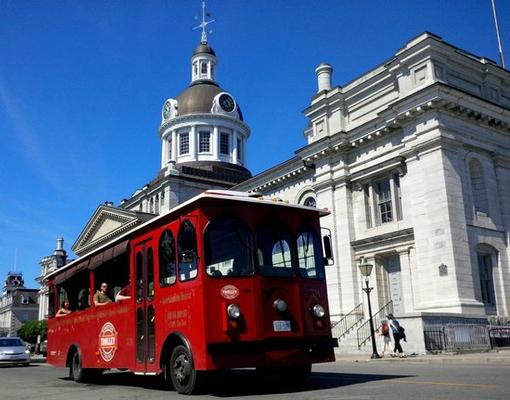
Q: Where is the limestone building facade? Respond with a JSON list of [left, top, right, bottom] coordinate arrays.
[[235, 32, 510, 352]]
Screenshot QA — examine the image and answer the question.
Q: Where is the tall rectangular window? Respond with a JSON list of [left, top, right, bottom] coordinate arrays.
[[364, 174, 403, 228], [220, 132, 230, 155], [199, 131, 210, 153], [478, 254, 494, 305], [377, 179, 393, 224], [237, 138, 242, 161], [179, 132, 189, 155]]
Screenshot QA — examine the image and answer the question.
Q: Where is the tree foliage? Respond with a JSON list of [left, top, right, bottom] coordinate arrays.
[[17, 320, 47, 344]]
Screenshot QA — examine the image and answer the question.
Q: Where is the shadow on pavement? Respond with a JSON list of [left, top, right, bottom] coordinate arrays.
[[59, 369, 413, 396]]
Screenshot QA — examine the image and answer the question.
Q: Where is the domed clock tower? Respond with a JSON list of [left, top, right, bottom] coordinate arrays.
[[159, 33, 251, 182]]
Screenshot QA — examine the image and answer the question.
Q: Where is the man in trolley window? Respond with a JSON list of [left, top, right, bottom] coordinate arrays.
[[94, 282, 113, 306]]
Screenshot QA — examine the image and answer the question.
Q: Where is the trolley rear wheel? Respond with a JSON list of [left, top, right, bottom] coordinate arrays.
[[69, 351, 86, 383], [69, 351, 102, 383]]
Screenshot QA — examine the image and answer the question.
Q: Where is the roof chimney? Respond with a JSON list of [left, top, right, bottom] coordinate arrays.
[[56, 237, 64, 251], [54, 237, 67, 268], [315, 63, 333, 92]]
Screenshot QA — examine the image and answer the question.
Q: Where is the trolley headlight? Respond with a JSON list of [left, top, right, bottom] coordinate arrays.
[[312, 304, 326, 318], [273, 298, 288, 313], [227, 304, 241, 319]]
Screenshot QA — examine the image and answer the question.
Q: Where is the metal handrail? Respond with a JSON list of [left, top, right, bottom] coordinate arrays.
[[331, 303, 364, 340], [356, 300, 393, 348]]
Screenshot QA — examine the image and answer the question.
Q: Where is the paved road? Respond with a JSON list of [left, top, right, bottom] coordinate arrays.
[[1, 358, 509, 400]]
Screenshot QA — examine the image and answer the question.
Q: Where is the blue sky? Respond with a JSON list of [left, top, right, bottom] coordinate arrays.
[[1, 0, 509, 287]]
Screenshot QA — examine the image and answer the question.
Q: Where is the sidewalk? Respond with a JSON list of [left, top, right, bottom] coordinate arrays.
[[334, 349, 510, 364]]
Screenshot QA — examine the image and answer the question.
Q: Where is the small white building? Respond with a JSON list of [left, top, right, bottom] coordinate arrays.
[[235, 32, 510, 353], [0, 272, 39, 336]]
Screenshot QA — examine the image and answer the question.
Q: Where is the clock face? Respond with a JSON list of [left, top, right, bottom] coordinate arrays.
[[218, 93, 235, 113], [163, 101, 172, 119]]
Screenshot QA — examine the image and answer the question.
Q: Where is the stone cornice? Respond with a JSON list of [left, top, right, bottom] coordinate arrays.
[[159, 113, 250, 137], [351, 227, 415, 251], [244, 83, 510, 194], [75, 219, 141, 256], [492, 154, 510, 169]]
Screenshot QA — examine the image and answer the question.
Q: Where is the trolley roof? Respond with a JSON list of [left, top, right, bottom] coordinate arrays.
[[46, 190, 329, 281]]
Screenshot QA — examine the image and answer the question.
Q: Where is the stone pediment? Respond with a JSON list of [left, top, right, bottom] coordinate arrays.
[[72, 205, 155, 257]]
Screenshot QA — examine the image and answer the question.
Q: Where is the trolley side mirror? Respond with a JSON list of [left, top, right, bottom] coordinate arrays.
[[322, 233, 334, 265]]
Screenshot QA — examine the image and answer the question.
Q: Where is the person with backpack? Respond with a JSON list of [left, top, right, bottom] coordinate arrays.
[[378, 319, 391, 357], [387, 313, 406, 357]]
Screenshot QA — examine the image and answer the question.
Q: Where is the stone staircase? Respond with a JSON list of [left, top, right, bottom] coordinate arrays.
[[336, 320, 373, 354], [332, 301, 394, 355]]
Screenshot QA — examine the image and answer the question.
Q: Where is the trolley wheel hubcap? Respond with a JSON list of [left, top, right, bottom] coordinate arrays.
[[173, 353, 191, 383]]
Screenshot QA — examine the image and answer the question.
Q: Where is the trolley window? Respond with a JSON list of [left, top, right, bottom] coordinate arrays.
[[256, 222, 294, 277], [178, 220, 198, 281], [204, 216, 254, 277], [297, 228, 325, 279], [159, 230, 176, 286]]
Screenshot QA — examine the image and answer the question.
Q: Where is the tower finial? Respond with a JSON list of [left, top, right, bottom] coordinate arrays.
[[193, 1, 215, 44]]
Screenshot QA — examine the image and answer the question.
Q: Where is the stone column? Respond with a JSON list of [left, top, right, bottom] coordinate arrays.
[[213, 126, 219, 160], [161, 135, 168, 168], [399, 248, 415, 314], [190, 125, 197, 160], [233, 131, 238, 164], [171, 131, 177, 162]]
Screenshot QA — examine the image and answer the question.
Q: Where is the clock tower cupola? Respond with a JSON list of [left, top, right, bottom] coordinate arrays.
[[158, 1, 251, 184]]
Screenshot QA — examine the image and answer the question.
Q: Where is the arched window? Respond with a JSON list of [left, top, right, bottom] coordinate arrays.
[[178, 220, 198, 281], [299, 190, 317, 208], [303, 197, 316, 208], [159, 230, 176, 286], [469, 159, 489, 215]]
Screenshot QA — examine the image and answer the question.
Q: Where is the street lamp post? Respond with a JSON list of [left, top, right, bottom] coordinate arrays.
[[358, 259, 381, 359]]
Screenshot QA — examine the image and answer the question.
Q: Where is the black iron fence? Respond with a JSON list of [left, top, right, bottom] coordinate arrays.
[[424, 324, 491, 352]]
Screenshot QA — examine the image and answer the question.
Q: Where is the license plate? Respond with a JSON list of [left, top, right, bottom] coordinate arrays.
[[273, 320, 291, 332]]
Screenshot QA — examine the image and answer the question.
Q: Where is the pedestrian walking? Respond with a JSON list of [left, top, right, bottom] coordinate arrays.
[[387, 313, 406, 358], [378, 319, 391, 357]]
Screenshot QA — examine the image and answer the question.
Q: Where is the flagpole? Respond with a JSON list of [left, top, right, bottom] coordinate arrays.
[[491, 0, 506, 69]]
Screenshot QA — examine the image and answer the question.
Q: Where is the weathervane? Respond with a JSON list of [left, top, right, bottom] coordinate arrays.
[[193, 1, 215, 44]]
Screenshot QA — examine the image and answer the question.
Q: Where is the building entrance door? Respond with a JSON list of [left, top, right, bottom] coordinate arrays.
[[386, 255, 403, 315]]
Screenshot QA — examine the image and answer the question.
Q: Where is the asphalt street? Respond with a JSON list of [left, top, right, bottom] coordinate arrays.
[[1, 356, 509, 400]]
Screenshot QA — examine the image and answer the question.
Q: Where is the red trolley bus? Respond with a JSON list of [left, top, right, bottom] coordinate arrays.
[[46, 190, 337, 394]]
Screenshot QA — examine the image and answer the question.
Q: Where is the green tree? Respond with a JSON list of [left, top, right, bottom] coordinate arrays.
[[17, 320, 47, 344]]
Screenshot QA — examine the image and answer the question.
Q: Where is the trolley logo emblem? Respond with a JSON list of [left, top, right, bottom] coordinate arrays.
[[98, 322, 118, 362], [220, 285, 239, 300]]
